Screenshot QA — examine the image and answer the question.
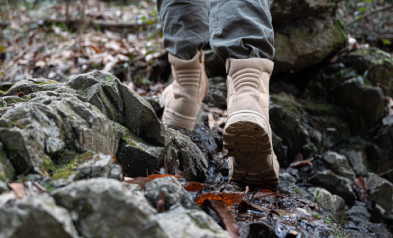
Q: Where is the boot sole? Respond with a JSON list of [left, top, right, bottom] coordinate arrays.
[[223, 111, 279, 185]]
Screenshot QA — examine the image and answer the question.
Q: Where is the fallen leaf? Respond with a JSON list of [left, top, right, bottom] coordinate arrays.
[[147, 174, 179, 179], [8, 183, 26, 199], [354, 176, 367, 190], [125, 177, 151, 188], [182, 182, 206, 192], [252, 189, 275, 199], [204, 200, 239, 238], [196, 191, 245, 206], [290, 158, 314, 167]]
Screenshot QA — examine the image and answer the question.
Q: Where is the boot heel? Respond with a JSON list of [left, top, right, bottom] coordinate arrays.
[[223, 111, 279, 185]]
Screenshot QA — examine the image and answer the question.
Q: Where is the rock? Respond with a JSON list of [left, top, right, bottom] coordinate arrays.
[[119, 83, 169, 146], [271, 0, 340, 23], [339, 126, 393, 182], [309, 170, 356, 205], [279, 173, 314, 200], [145, 96, 164, 118], [67, 71, 169, 146], [156, 205, 229, 238], [346, 48, 393, 96], [307, 187, 346, 222], [270, 93, 312, 162], [173, 125, 218, 160], [0, 142, 14, 182], [52, 178, 167, 238], [339, 140, 370, 176], [168, 128, 209, 181], [367, 174, 393, 216], [144, 176, 199, 211], [0, 92, 120, 175], [115, 123, 165, 177], [4, 78, 61, 96], [331, 77, 385, 125], [344, 202, 392, 238], [321, 151, 356, 180], [203, 76, 227, 109], [195, 103, 210, 127], [0, 181, 9, 194], [274, 17, 347, 73], [0, 193, 78, 238]]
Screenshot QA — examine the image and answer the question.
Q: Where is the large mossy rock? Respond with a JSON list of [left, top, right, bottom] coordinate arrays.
[[346, 48, 393, 96], [271, 0, 341, 23], [274, 17, 348, 73], [67, 71, 169, 146], [52, 178, 168, 238], [0, 71, 208, 182], [0, 194, 79, 238], [0, 91, 119, 175]]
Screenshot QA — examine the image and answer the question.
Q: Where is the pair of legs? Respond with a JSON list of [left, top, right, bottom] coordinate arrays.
[[158, 0, 279, 185]]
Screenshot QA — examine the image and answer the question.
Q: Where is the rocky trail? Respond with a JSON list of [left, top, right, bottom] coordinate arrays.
[[1, 0, 393, 238]]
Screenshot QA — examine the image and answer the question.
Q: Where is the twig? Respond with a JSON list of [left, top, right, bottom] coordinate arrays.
[[347, 4, 393, 26], [79, 0, 86, 53], [378, 168, 393, 177], [65, 0, 70, 24]]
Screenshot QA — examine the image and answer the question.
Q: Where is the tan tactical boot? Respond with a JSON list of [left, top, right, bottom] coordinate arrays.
[[160, 51, 208, 130], [223, 58, 280, 185]]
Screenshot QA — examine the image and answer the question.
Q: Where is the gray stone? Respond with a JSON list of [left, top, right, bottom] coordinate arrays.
[[4, 78, 61, 96], [321, 151, 356, 180], [347, 48, 393, 96], [331, 77, 385, 126], [271, 0, 341, 23], [339, 141, 370, 176], [367, 174, 393, 216], [203, 76, 227, 109], [115, 123, 165, 177], [119, 84, 169, 146], [0, 193, 78, 238], [0, 181, 9, 194], [144, 176, 199, 211], [156, 205, 229, 238], [76, 153, 122, 180], [0, 142, 14, 183], [168, 128, 209, 181], [309, 170, 356, 205], [0, 92, 120, 175], [52, 178, 167, 238], [274, 17, 347, 73], [344, 202, 392, 238], [68, 70, 169, 146], [307, 187, 345, 222]]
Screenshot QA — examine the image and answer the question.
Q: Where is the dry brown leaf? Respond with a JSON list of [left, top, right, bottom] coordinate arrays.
[[354, 176, 367, 190], [182, 182, 206, 192], [290, 157, 314, 167], [8, 183, 26, 199], [204, 200, 239, 238], [196, 191, 245, 206], [253, 189, 275, 199]]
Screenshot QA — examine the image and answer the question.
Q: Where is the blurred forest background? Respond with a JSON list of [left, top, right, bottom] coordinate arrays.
[[0, 0, 392, 93]]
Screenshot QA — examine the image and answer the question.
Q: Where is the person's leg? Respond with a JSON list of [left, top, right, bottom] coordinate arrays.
[[207, 0, 274, 61], [157, 0, 209, 60], [207, 0, 279, 185], [158, 0, 210, 130]]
